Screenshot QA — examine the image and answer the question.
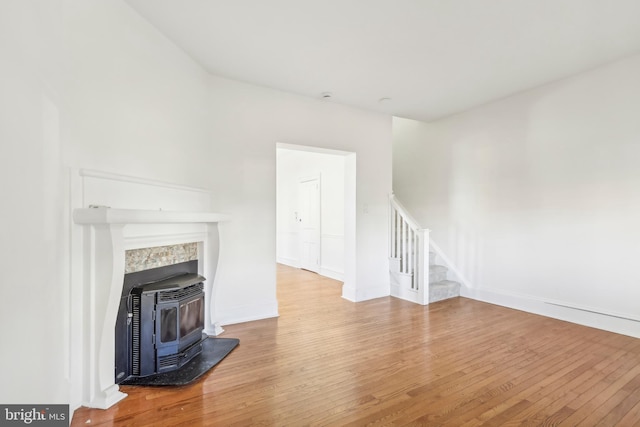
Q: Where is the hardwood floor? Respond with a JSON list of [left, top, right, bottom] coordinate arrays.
[[72, 264, 640, 426]]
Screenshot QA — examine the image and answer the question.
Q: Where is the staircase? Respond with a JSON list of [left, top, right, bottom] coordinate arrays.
[[389, 195, 461, 305], [427, 251, 461, 303]]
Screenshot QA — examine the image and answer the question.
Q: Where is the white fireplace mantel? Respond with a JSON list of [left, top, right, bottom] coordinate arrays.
[[73, 206, 230, 409], [73, 207, 231, 225]]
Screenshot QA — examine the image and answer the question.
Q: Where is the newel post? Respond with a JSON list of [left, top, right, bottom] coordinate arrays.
[[418, 228, 431, 305]]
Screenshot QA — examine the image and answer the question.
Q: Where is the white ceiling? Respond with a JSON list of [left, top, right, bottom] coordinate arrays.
[[125, 0, 640, 122]]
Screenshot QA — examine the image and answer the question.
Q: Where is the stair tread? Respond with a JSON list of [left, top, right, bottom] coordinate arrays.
[[431, 279, 459, 286], [430, 280, 461, 292], [429, 280, 461, 303]]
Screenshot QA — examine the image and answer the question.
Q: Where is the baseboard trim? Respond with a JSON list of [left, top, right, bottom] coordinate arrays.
[[461, 286, 640, 339], [276, 257, 298, 268], [343, 284, 389, 303], [430, 235, 640, 338], [277, 259, 343, 281], [342, 284, 357, 302], [320, 267, 344, 282], [217, 301, 279, 327]]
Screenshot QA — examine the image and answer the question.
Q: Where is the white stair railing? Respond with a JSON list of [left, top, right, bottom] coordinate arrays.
[[389, 195, 430, 305]]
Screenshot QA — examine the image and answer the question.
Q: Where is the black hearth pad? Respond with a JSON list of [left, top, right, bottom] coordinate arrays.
[[120, 337, 239, 386]]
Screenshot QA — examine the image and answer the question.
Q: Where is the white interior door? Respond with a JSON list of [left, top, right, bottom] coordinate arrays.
[[299, 177, 320, 273]]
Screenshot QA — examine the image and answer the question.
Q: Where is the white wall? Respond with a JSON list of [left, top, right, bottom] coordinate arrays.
[[206, 75, 392, 320], [393, 53, 640, 337], [61, 2, 213, 184], [0, 0, 392, 410], [276, 147, 347, 280], [60, 0, 215, 410], [0, 0, 68, 406]]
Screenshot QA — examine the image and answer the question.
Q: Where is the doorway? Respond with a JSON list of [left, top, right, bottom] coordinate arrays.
[[276, 143, 355, 283]]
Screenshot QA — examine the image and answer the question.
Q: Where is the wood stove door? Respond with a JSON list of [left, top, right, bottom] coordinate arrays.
[[155, 301, 180, 359]]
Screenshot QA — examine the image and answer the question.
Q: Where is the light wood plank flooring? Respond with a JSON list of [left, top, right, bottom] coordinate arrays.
[[72, 264, 640, 426]]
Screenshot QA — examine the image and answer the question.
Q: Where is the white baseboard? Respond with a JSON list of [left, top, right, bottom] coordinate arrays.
[[461, 286, 640, 339], [276, 256, 298, 268], [430, 236, 640, 338], [341, 284, 357, 302], [343, 284, 389, 303], [277, 257, 343, 281], [217, 301, 279, 327], [320, 266, 344, 282]]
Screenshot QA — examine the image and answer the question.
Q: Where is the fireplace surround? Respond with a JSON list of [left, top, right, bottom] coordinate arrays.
[[72, 169, 231, 409]]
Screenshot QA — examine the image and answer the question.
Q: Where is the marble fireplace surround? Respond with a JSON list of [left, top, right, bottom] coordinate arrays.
[[72, 169, 230, 409]]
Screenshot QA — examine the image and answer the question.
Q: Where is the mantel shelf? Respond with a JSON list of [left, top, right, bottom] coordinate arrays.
[[73, 207, 231, 225]]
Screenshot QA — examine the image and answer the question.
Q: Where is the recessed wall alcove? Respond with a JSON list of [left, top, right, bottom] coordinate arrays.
[[71, 169, 230, 409]]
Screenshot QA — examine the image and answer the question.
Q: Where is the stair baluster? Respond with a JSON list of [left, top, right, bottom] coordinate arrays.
[[389, 194, 461, 305], [389, 195, 429, 305]]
